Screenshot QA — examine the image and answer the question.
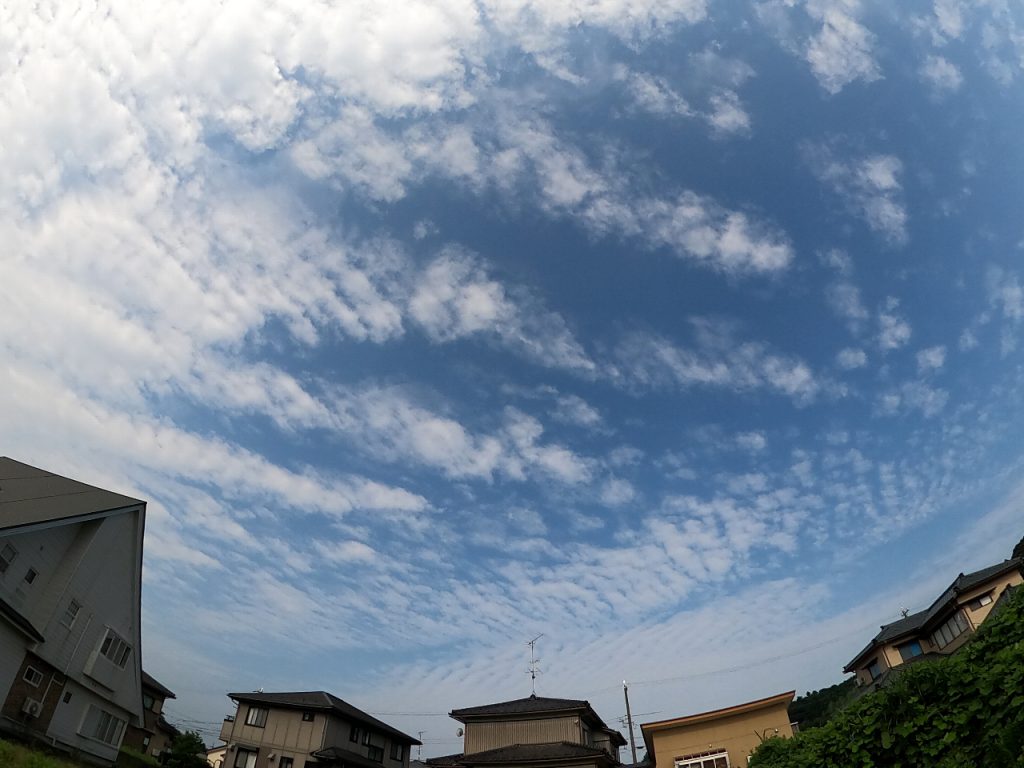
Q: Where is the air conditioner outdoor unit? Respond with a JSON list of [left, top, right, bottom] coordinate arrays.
[[22, 698, 42, 718]]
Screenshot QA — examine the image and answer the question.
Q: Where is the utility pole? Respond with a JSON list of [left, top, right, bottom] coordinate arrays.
[[623, 680, 638, 765], [417, 732, 425, 759]]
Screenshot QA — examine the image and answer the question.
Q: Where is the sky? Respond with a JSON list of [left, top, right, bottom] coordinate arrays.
[[3, 0, 1024, 756]]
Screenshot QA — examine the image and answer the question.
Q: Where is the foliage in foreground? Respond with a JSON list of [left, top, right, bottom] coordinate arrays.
[[162, 730, 209, 768], [750, 582, 1024, 768], [0, 737, 89, 768]]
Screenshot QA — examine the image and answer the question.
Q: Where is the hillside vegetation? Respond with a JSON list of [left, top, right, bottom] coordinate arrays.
[[750, 582, 1024, 768]]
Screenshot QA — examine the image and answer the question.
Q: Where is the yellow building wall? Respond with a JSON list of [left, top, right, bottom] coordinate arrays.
[[646, 703, 793, 768]]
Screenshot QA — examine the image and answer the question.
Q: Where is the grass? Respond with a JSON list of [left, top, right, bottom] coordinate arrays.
[[0, 737, 93, 768]]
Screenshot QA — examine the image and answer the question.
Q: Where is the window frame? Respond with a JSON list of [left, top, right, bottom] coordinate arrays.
[[62, 599, 82, 629], [897, 639, 923, 662], [24, 567, 38, 584], [280, 758, 295, 768], [99, 628, 133, 669], [302, 711, 315, 722], [23, 666, 44, 687], [0, 542, 17, 574], [350, 725, 361, 743], [390, 743, 404, 761], [967, 593, 993, 611], [363, 730, 372, 746], [244, 705, 269, 728], [866, 657, 882, 681], [81, 705, 127, 746], [674, 751, 730, 768], [234, 748, 258, 768], [368, 745, 385, 763]]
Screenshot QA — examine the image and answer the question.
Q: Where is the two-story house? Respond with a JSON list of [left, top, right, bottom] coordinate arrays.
[[0, 457, 146, 764], [426, 694, 625, 768], [219, 690, 421, 768], [122, 670, 178, 758], [844, 554, 1022, 691]]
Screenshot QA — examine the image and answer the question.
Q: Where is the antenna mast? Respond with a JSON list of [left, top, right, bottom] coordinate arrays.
[[527, 634, 544, 695]]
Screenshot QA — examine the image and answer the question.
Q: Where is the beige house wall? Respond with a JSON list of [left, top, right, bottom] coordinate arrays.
[[646, 702, 793, 768], [958, 571, 1022, 628], [465, 716, 581, 754], [226, 708, 325, 753]]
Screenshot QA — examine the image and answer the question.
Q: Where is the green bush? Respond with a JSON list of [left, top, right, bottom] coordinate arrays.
[[0, 737, 89, 768], [118, 745, 161, 768], [750, 585, 1024, 768]]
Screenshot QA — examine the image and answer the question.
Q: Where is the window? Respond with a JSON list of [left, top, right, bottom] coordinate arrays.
[[363, 730, 372, 746], [866, 658, 882, 681], [142, 736, 151, 751], [244, 706, 268, 727], [280, 759, 295, 768], [143, 693, 155, 711], [302, 711, 315, 722], [24, 568, 37, 584], [62, 600, 81, 629], [63, 691, 72, 704], [81, 705, 127, 746], [931, 610, 969, 649], [0, 543, 17, 574], [390, 743, 404, 761], [350, 725, 361, 743], [23, 666, 44, 686], [99, 629, 132, 668], [675, 751, 729, 768], [968, 593, 993, 611], [368, 746, 384, 763], [897, 640, 923, 662], [235, 748, 257, 768]]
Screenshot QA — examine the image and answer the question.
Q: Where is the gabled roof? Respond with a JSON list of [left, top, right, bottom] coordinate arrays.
[[228, 691, 421, 744], [451, 743, 612, 765], [451, 695, 591, 720], [0, 457, 144, 532], [142, 670, 176, 700], [844, 557, 1023, 671]]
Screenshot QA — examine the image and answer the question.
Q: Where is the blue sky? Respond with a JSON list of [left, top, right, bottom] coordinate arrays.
[[4, 0, 1024, 754]]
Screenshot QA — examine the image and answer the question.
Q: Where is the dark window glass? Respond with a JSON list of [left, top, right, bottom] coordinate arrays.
[[867, 659, 882, 680], [898, 640, 923, 662], [350, 726, 361, 743], [302, 711, 315, 722], [368, 746, 384, 763]]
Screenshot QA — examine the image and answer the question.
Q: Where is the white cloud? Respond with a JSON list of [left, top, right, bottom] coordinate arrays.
[[620, 69, 693, 117], [959, 328, 979, 350], [805, 142, 908, 244], [615, 319, 822, 405], [877, 381, 949, 418], [804, 0, 881, 94], [551, 395, 605, 430], [836, 347, 868, 369], [826, 281, 870, 331], [706, 90, 752, 135], [878, 299, 913, 351], [916, 345, 946, 372], [920, 54, 964, 92], [600, 478, 638, 506], [410, 249, 596, 373], [736, 431, 768, 452]]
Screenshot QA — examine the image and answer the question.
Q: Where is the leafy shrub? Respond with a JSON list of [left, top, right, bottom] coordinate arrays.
[[749, 584, 1024, 768]]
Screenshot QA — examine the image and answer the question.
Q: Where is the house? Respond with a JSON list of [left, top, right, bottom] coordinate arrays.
[[208, 744, 229, 767], [426, 694, 626, 768], [218, 690, 421, 768], [640, 691, 795, 768], [843, 555, 1023, 691], [122, 670, 178, 758], [0, 457, 146, 764]]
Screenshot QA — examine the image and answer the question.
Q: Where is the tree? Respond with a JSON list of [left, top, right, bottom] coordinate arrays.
[[1012, 532, 1024, 561], [163, 730, 208, 768]]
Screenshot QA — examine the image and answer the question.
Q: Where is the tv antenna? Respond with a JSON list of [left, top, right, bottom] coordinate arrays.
[[527, 634, 544, 695]]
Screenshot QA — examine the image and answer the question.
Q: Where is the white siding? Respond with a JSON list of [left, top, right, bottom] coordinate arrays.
[[48, 678, 134, 764]]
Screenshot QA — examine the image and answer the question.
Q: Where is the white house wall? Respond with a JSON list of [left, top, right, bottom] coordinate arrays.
[[48, 677, 135, 764]]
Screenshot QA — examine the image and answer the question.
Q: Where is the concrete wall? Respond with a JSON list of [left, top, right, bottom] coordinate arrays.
[[646, 703, 793, 768], [465, 716, 581, 754]]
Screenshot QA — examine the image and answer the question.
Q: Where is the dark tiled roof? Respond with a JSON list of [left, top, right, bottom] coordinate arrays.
[[143, 670, 176, 700], [228, 691, 420, 744], [312, 746, 394, 768], [461, 743, 610, 764], [0, 457, 143, 532], [451, 696, 591, 719], [845, 557, 1023, 671], [425, 754, 465, 766]]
